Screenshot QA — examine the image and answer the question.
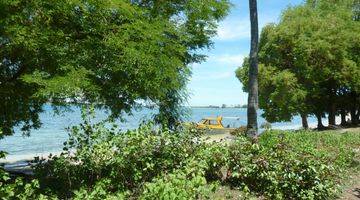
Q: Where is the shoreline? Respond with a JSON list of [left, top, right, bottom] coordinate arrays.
[[1, 126, 359, 175], [0, 115, 350, 166], [0, 151, 62, 166]]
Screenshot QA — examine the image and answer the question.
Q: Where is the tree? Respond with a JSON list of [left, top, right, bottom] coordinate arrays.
[[0, 0, 231, 135], [237, 0, 360, 129], [247, 0, 259, 137], [237, 57, 308, 128]]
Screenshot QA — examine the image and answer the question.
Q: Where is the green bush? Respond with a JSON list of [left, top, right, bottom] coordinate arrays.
[[226, 130, 360, 200], [34, 108, 206, 198], [140, 142, 229, 200], [140, 159, 217, 200], [0, 172, 53, 200], [230, 126, 247, 137], [73, 179, 129, 200], [259, 130, 359, 168], [30, 111, 359, 199], [1, 128, 53, 199], [194, 142, 229, 181]]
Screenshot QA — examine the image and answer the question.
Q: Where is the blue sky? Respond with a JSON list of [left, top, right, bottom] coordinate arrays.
[[187, 0, 304, 106]]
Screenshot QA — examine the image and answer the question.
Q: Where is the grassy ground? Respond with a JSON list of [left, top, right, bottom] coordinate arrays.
[[339, 169, 360, 199], [337, 127, 360, 200]]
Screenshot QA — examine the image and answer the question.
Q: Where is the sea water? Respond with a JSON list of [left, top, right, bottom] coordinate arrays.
[[0, 104, 319, 162]]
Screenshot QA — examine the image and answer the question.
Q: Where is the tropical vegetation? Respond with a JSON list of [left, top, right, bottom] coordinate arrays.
[[237, 0, 360, 129], [1, 109, 360, 199], [1, 0, 360, 199], [0, 0, 231, 136]]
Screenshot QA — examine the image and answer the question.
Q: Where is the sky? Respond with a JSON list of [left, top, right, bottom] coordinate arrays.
[[187, 0, 304, 106]]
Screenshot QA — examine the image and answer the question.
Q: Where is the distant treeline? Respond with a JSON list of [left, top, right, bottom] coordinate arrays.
[[191, 104, 247, 109]]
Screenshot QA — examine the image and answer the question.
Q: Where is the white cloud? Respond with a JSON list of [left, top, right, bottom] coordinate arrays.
[[191, 54, 246, 68], [189, 54, 245, 82], [215, 14, 279, 41], [210, 54, 245, 66], [191, 71, 233, 81], [190, 63, 201, 68], [216, 19, 250, 41]]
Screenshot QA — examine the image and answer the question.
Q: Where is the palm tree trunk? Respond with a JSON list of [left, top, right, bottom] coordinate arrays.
[[247, 0, 259, 137]]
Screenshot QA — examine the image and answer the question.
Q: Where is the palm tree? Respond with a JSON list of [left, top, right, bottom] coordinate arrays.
[[247, 0, 259, 137]]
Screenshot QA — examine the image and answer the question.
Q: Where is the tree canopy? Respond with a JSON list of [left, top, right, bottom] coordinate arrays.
[[236, 0, 360, 129], [0, 0, 231, 135]]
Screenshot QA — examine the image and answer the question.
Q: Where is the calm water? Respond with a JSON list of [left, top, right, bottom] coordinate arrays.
[[0, 105, 319, 160]]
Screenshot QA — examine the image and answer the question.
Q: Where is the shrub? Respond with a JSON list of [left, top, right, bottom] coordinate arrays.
[[73, 179, 129, 200], [0, 172, 53, 200], [194, 142, 229, 180], [259, 130, 359, 169], [34, 108, 206, 198], [227, 133, 339, 199], [30, 110, 359, 199], [230, 126, 247, 137], [1, 131, 53, 199], [140, 159, 217, 200]]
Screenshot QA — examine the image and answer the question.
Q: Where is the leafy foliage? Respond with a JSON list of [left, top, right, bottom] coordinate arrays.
[[3, 108, 359, 199], [0, 169, 53, 200], [33, 107, 207, 198], [228, 130, 360, 199], [72, 180, 129, 200], [1, 127, 53, 199], [236, 0, 360, 128], [0, 2, 231, 196], [0, 0, 231, 135], [230, 126, 248, 137], [140, 159, 216, 200], [4, 111, 354, 199]]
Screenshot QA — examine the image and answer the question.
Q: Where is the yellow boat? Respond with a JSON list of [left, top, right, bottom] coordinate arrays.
[[196, 116, 234, 134], [196, 116, 225, 129]]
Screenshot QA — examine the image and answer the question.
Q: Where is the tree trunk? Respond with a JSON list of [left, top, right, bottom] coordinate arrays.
[[350, 92, 358, 125], [350, 108, 358, 125], [340, 109, 347, 126], [301, 114, 309, 129], [328, 103, 336, 126], [316, 113, 324, 129], [247, 0, 259, 137]]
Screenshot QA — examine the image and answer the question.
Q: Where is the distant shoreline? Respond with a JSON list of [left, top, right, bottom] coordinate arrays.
[[190, 106, 247, 109], [0, 151, 63, 167]]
